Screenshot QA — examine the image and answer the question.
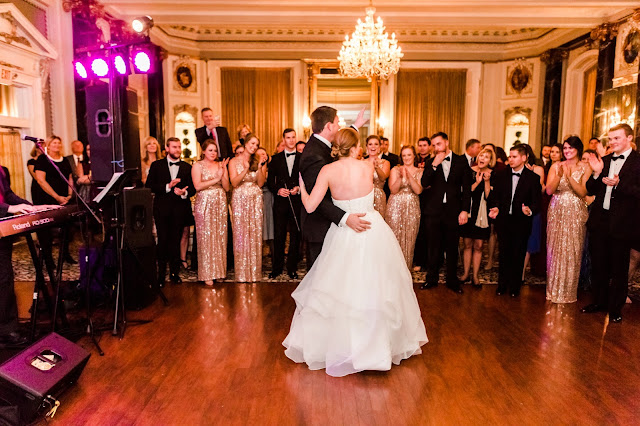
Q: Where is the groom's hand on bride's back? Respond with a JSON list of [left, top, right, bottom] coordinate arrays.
[[346, 213, 371, 233]]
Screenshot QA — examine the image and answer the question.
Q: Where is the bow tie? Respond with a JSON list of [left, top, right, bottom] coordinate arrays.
[[169, 161, 180, 167], [612, 155, 625, 161], [442, 157, 451, 162], [512, 172, 521, 177], [286, 152, 296, 157]]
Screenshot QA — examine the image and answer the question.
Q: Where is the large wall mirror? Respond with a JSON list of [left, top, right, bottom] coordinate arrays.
[[307, 62, 376, 143], [504, 107, 531, 152]]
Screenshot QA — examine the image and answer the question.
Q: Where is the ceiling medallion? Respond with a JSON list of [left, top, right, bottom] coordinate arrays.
[[338, 1, 403, 81]]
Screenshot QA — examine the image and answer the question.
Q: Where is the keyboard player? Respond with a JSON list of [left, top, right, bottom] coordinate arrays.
[[0, 165, 56, 345]]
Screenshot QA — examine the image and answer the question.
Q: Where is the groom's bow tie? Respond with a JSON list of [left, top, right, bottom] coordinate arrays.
[[286, 152, 296, 157]]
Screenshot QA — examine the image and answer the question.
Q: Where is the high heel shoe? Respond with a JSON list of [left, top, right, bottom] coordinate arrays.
[[460, 276, 471, 285], [472, 277, 482, 288], [181, 258, 189, 269]]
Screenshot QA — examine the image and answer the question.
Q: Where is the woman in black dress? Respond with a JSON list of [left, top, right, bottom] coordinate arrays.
[[460, 148, 495, 287]]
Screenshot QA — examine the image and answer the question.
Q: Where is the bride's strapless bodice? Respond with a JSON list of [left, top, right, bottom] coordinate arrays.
[[332, 190, 375, 213]]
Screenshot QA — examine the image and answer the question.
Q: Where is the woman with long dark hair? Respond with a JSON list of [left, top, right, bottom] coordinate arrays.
[[545, 136, 590, 303]]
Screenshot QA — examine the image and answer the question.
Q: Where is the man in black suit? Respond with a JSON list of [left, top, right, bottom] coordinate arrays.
[[380, 137, 399, 168], [0, 165, 46, 345], [299, 106, 371, 270], [268, 128, 302, 279], [489, 144, 541, 297], [146, 137, 195, 286], [582, 123, 640, 323], [419, 132, 471, 292], [195, 108, 233, 160]]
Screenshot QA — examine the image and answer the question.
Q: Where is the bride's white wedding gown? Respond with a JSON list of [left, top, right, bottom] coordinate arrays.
[[283, 190, 428, 377]]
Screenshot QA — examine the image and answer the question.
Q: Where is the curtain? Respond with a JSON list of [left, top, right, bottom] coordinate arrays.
[[0, 131, 26, 199], [221, 68, 292, 154], [582, 66, 597, 142], [394, 70, 467, 154]]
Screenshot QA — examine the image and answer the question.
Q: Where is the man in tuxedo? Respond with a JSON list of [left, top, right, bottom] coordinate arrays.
[[268, 128, 302, 279], [489, 144, 541, 297], [0, 165, 45, 345], [380, 137, 399, 168], [539, 145, 551, 167], [582, 123, 640, 323], [464, 139, 481, 167], [299, 106, 371, 270], [420, 132, 472, 292], [195, 108, 233, 159], [146, 137, 195, 286], [413, 136, 432, 271]]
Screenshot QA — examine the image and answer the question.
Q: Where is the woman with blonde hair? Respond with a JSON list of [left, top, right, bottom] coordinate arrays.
[[141, 136, 164, 184], [460, 147, 496, 287]]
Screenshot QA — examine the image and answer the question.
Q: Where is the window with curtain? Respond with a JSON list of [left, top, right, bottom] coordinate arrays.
[[394, 70, 467, 154], [221, 68, 292, 154], [0, 131, 26, 199]]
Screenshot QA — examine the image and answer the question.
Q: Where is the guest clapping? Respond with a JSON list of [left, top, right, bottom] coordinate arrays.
[[192, 140, 230, 286], [33, 136, 73, 206], [364, 135, 390, 217], [545, 136, 590, 303], [460, 148, 495, 287], [229, 134, 267, 282], [385, 146, 423, 268]]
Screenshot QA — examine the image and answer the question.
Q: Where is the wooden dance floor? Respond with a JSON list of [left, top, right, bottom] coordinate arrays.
[[13, 282, 640, 425]]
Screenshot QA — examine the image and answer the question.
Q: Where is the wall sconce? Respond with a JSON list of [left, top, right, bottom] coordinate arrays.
[[302, 114, 311, 139], [377, 115, 388, 137]]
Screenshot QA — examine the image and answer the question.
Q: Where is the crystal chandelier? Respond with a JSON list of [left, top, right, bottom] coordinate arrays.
[[338, 2, 403, 82]]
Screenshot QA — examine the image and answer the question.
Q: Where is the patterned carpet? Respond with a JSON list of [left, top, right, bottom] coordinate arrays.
[[10, 238, 640, 299]]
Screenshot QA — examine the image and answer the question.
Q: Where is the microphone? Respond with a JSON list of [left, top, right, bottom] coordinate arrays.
[[23, 135, 44, 142]]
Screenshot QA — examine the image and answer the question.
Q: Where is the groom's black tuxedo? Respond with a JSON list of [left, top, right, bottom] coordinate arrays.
[[585, 150, 640, 317], [491, 166, 541, 295], [299, 135, 346, 268], [268, 150, 302, 275]]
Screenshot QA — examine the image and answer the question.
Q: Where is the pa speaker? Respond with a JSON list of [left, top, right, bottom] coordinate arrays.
[[122, 188, 154, 249], [85, 82, 141, 183], [0, 333, 90, 425]]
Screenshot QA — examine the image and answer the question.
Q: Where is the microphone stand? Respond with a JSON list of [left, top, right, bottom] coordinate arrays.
[[24, 136, 104, 355]]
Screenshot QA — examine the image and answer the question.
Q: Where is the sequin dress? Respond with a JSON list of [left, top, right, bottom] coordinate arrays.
[[385, 168, 422, 268], [194, 161, 228, 281], [373, 169, 387, 217], [231, 162, 263, 282], [546, 166, 588, 303]]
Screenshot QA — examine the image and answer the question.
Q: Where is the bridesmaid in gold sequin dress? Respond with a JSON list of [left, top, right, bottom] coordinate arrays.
[[364, 135, 390, 217], [192, 140, 230, 286], [545, 136, 590, 303], [385, 146, 423, 269], [229, 134, 267, 282]]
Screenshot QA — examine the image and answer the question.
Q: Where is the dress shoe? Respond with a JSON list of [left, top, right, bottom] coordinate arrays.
[[496, 288, 506, 296], [510, 291, 520, 297], [288, 271, 299, 280], [448, 286, 464, 294], [420, 282, 438, 290], [581, 304, 604, 314], [268, 272, 281, 279], [169, 274, 182, 284], [63, 254, 77, 265], [610, 314, 622, 323], [0, 332, 27, 346]]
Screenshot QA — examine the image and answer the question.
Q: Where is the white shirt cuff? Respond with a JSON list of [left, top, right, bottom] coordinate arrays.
[[166, 184, 171, 193], [338, 213, 349, 227], [181, 193, 188, 199]]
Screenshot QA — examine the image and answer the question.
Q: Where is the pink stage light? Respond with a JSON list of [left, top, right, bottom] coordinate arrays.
[[133, 51, 151, 73], [74, 61, 88, 79], [91, 58, 109, 77], [114, 55, 128, 75]]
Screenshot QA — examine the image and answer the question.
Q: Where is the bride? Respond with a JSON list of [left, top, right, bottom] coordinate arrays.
[[283, 128, 428, 377]]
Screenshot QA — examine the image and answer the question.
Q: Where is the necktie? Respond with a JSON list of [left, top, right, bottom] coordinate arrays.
[[612, 155, 625, 161], [286, 152, 296, 157]]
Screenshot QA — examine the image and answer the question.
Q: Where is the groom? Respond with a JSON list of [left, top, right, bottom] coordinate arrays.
[[299, 106, 371, 270]]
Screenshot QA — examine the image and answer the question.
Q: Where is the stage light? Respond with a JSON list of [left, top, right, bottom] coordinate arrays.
[[74, 61, 88, 79], [114, 55, 128, 75], [133, 51, 151, 73], [91, 58, 109, 77], [132, 16, 154, 34]]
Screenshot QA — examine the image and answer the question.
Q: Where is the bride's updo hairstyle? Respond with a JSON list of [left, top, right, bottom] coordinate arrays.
[[331, 128, 360, 158]]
